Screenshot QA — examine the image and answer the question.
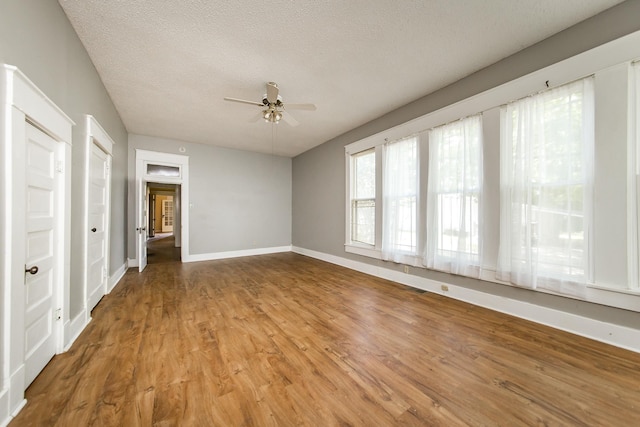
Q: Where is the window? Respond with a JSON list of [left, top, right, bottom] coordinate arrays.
[[425, 115, 483, 277], [146, 163, 181, 177], [497, 77, 594, 295], [382, 136, 419, 261], [350, 149, 376, 246], [344, 36, 640, 311]]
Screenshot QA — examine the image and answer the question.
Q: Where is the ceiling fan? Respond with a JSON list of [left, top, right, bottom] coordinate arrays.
[[224, 82, 316, 126]]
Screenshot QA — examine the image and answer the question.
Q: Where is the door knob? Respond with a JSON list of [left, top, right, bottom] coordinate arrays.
[[91, 227, 97, 232], [25, 266, 39, 275]]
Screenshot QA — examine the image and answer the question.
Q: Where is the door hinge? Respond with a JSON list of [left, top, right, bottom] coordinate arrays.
[[56, 160, 64, 173], [55, 308, 62, 321]]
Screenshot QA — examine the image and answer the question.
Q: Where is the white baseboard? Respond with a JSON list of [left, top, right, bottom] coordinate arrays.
[[0, 392, 26, 427], [130, 246, 292, 265], [0, 365, 27, 427], [64, 310, 91, 351], [0, 387, 9, 427], [9, 398, 26, 420], [184, 245, 292, 263], [292, 246, 640, 354], [109, 261, 127, 292]]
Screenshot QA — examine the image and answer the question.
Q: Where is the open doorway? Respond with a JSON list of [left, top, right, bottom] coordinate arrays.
[[135, 149, 189, 271], [147, 182, 181, 264]]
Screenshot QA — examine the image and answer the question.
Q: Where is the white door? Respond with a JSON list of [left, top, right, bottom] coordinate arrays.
[[138, 181, 148, 272], [162, 198, 174, 232], [87, 143, 109, 311], [24, 124, 59, 386]]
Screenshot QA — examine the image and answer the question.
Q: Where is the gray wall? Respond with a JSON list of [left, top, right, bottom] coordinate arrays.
[[128, 135, 291, 258], [0, 0, 129, 318], [292, 0, 640, 328]]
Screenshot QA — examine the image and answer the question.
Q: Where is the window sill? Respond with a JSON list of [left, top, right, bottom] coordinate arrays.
[[345, 243, 640, 313], [587, 283, 640, 296], [344, 243, 380, 259], [345, 244, 423, 267]]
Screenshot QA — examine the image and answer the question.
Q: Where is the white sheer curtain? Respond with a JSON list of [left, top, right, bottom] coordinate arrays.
[[497, 77, 594, 297], [382, 136, 418, 263], [424, 115, 483, 277]]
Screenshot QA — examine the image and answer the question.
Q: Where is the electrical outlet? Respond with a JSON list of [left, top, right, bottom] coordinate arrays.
[[403, 265, 409, 274], [441, 284, 449, 292]]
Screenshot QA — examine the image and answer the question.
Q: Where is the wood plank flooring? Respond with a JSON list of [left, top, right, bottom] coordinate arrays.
[[147, 234, 181, 264], [10, 251, 640, 426]]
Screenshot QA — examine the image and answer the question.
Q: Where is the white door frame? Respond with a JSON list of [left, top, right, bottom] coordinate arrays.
[[174, 185, 182, 247], [135, 150, 189, 268], [81, 116, 114, 328], [0, 65, 74, 422]]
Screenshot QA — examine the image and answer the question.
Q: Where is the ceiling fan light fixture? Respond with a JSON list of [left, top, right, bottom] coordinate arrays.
[[262, 109, 282, 123]]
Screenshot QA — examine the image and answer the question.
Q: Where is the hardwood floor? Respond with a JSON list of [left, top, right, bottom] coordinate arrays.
[[11, 252, 640, 426], [147, 234, 180, 264]]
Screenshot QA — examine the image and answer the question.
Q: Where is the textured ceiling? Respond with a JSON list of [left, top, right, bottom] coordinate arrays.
[[58, 0, 623, 157]]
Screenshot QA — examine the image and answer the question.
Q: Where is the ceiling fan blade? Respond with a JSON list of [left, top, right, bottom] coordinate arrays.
[[224, 97, 263, 107], [281, 110, 299, 127], [285, 103, 317, 111], [266, 82, 279, 104]]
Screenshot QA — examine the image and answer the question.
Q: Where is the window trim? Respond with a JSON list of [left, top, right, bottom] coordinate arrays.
[[631, 60, 640, 290]]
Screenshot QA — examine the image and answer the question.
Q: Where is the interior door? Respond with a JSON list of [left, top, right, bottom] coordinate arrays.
[[24, 123, 58, 386], [162, 198, 174, 232], [138, 181, 148, 272], [87, 143, 108, 311]]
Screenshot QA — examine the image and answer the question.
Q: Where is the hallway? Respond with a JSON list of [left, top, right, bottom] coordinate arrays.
[[147, 234, 180, 265]]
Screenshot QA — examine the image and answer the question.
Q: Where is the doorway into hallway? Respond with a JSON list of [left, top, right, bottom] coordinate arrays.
[[147, 182, 181, 265]]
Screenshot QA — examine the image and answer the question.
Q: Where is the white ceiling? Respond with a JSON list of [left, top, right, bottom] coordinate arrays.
[[58, 0, 623, 157]]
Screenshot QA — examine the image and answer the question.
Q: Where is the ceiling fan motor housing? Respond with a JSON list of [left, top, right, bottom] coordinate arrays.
[[262, 95, 283, 107]]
